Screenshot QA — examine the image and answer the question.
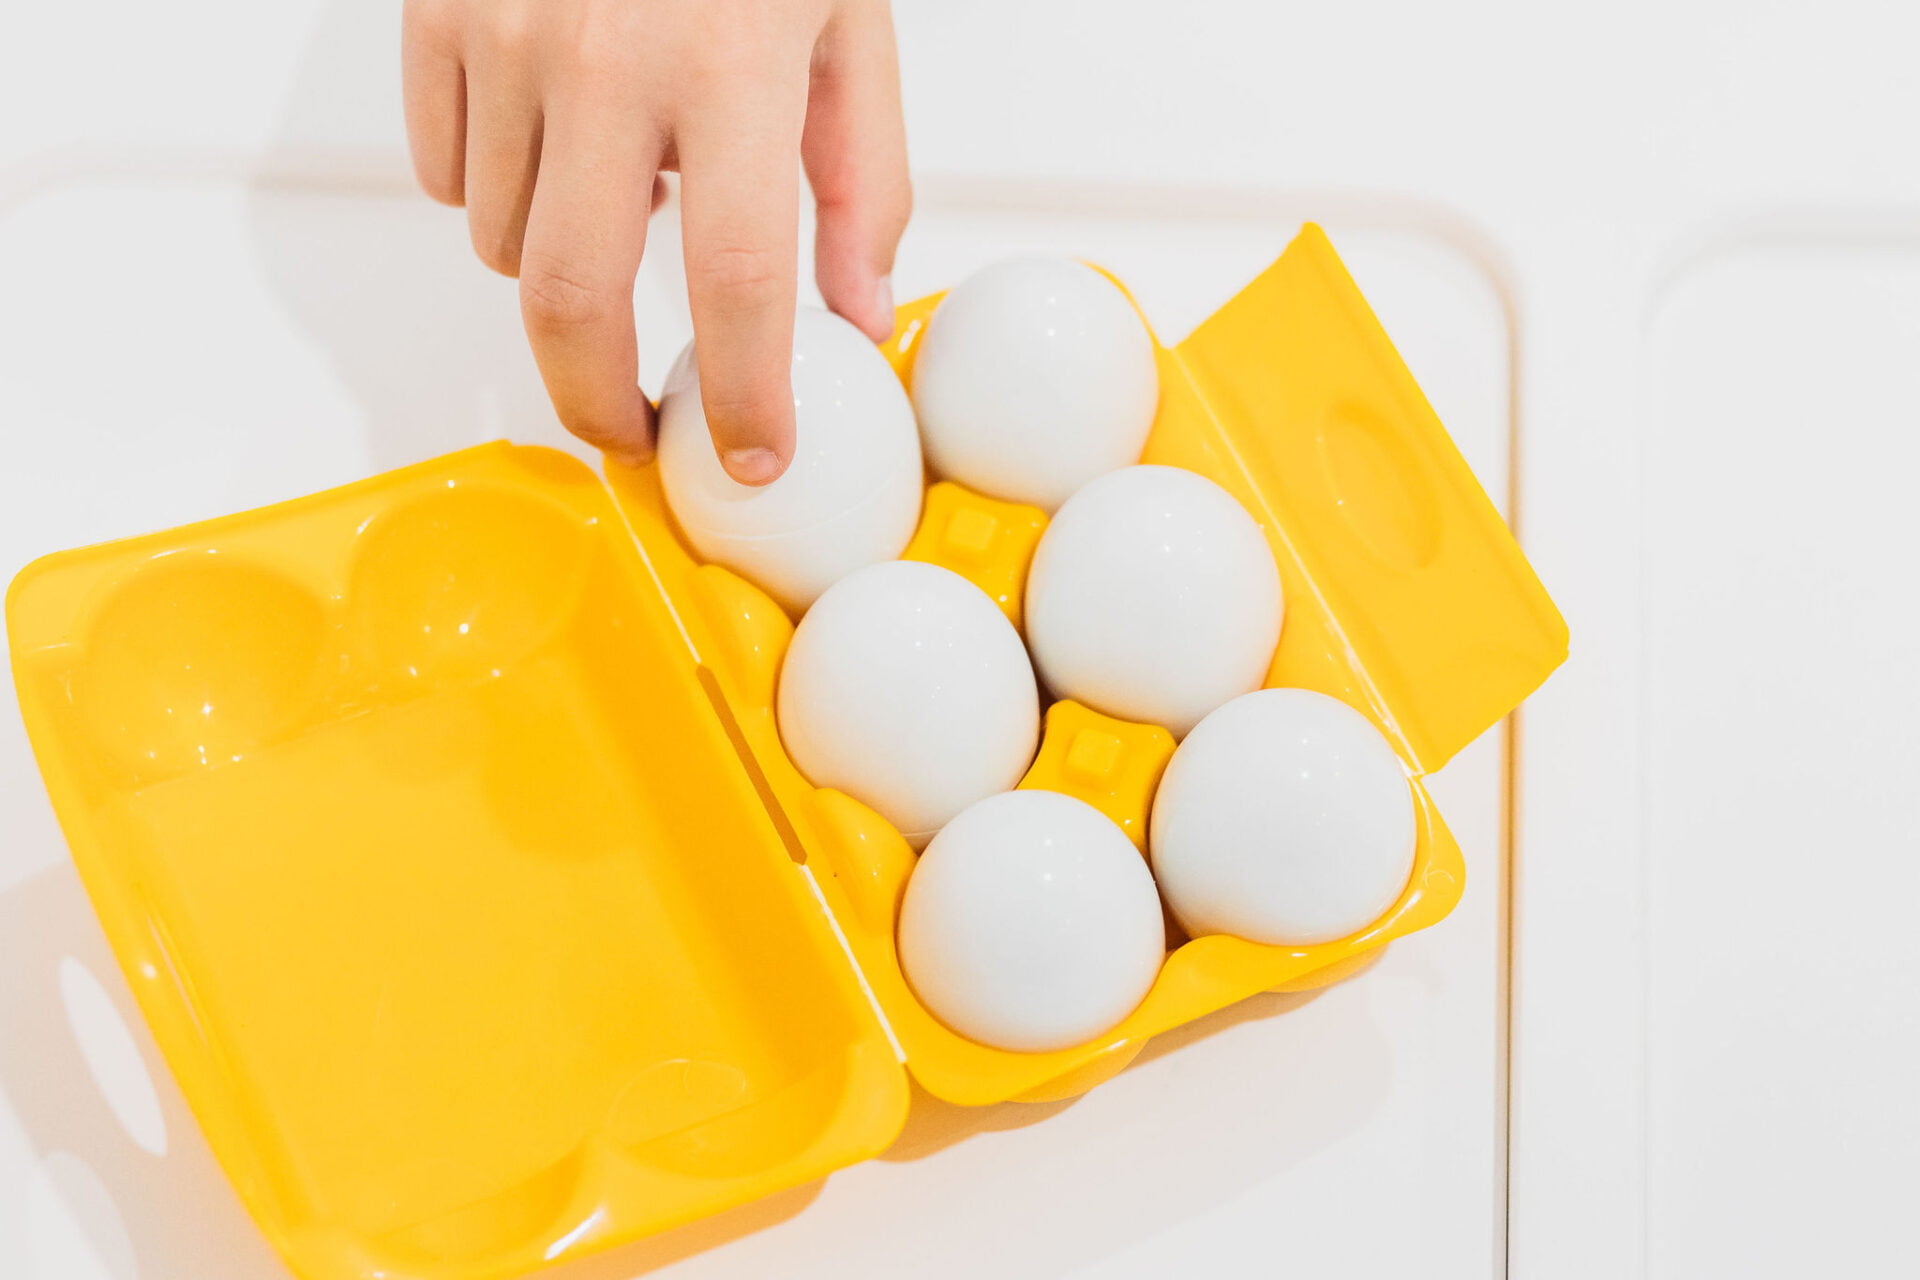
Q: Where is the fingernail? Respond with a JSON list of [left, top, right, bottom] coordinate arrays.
[[873, 275, 895, 335], [723, 447, 784, 486]]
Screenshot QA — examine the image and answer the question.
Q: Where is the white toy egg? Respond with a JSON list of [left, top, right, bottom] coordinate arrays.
[[777, 560, 1039, 844], [910, 257, 1158, 511], [898, 789, 1165, 1052], [657, 306, 923, 613], [1149, 688, 1416, 946], [1024, 465, 1283, 737]]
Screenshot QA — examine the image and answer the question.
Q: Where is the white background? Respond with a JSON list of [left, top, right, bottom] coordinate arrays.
[[2, 1, 1917, 1277]]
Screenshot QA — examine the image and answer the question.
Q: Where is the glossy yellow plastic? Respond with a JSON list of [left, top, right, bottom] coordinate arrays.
[[1016, 700, 1174, 854], [899, 481, 1048, 627], [606, 224, 1566, 1106], [6, 447, 907, 1280], [7, 224, 1567, 1277]]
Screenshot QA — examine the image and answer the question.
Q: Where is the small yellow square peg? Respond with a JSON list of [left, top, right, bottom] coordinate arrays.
[[1018, 700, 1176, 853], [1065, 728, 1122, 781], [944, 505, 1000, 557], [902, 482, 1048, 628]]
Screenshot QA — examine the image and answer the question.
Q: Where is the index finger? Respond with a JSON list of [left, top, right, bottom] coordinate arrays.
[[516, 106, 659, 465], [676, 82, 807, 485]]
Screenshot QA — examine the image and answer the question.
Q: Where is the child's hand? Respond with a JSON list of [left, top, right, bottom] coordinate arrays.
[[402, 0, 910, 484]]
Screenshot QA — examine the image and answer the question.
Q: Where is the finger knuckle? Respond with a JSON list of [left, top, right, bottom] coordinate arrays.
[[704, 386, 777, 421], [690, 243, 783, 304], [520, 255, 616, 329], [683, 21, 779, 89], [812, 161, 910, 228], [568, 2, 644, 80], [700, 373, 792, 432], [404, 0, 460, 42], [480, 1, 535, 56], [681, 49, 740, 94], [568, 37, 626, 86]]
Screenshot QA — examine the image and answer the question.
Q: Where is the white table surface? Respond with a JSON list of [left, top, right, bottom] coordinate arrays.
[[3, 2, 1917, 1277]]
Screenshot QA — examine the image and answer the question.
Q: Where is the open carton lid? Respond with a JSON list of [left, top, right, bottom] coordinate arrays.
[[1161, 224, 1564, 773], [6, 445, 909, 1280], [6, 225, 1566, 1278]]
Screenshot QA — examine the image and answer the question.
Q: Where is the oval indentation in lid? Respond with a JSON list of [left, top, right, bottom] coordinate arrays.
[[73, 553, 328, 780], [1315, 400, 1442, 571], [345, 484, 590, 687]]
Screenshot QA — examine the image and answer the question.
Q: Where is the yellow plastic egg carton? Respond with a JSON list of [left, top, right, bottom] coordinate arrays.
[[6, 225, 1566, 1280]]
